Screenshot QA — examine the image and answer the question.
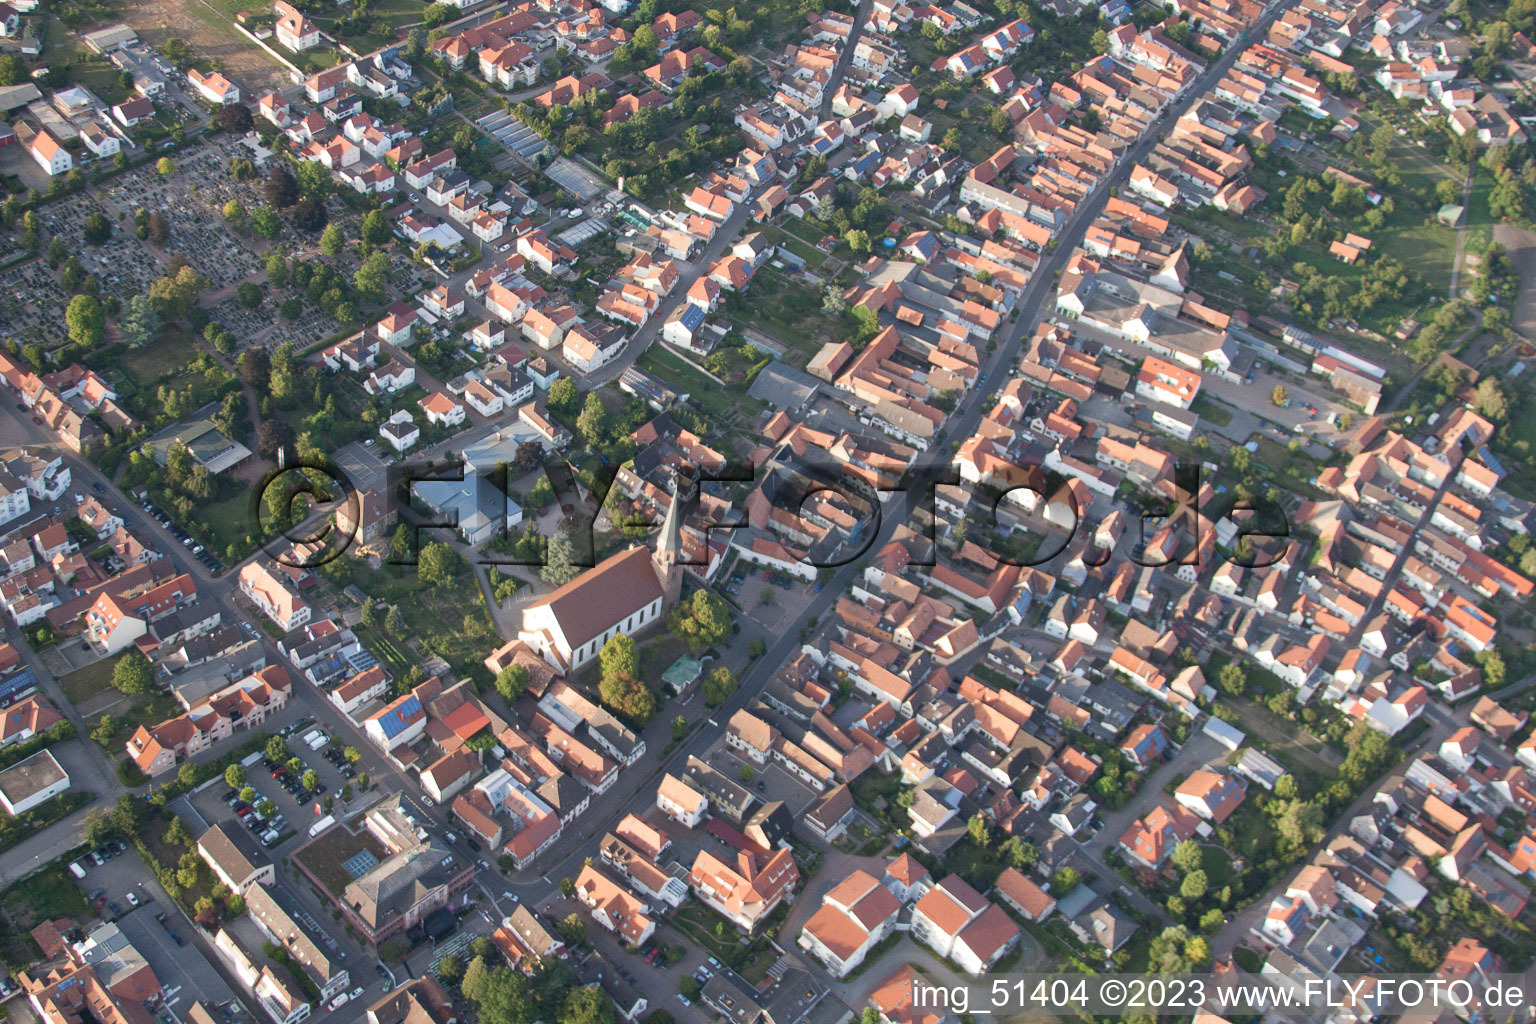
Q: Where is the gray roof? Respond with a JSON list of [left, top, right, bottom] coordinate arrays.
[[198, 821, 273, 885], [245, 884, 343, 986], [0, 749, 68, 805], [343, 842, 454, 927]]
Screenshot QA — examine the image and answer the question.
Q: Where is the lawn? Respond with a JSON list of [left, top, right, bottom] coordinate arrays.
[[334, 559, 497, 684], [67, 58, 134, 105], [59, 657, 118, 706], [638, 346, 760, 423], [96, 330, 202, 395], [731, 266, 845, 367], [0, 862, 88, 968], [1379, 219, 1459, 298], [1190, 393, 1233, 427], [3, 862, 89, 924]]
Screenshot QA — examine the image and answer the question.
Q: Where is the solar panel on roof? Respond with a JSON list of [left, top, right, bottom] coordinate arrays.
[[342, 850, 379, 878]]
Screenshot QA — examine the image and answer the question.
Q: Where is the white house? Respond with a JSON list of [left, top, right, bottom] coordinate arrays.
[[0, 749, 69, 815], [420, 392, 466, 428], [188, 68, 241, 104], [797, 870, 900, 977], [274, 0, 321, 51], [379, 410, 420, 452], [26, 127, 72, 176]]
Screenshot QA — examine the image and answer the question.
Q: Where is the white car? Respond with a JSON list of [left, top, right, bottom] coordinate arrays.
[[126, 892, 140, 907], [327, 994, 350, 1012], [348, 988, 364, 1001]]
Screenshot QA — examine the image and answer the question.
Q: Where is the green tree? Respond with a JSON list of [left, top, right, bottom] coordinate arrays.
[[438, 955, 464, 986], [320, 224, 345, 257], [547, 377, 578, 416], [156, 157, 176, 176], [1217, 662, 1246, 696], [249, 204, 280, 239], [1171, 839, 1203, 874], [598, 671, 656, 722], [91, 714, 117, 745], [556, 913, 588, 946], [1148, 926, 1201, 973], [542, 530, 581, 585], [1275, 799, 1324, 847], [671, 590, 733, 653], [419, 541, 462, 588], [701, 666, 737, 706], [225, 764, 247, 789], [83, 212, 112, 245], [360, 209, 391, 247], [576, 393, 608, 446], [354, 251, 390, 304], [112, 650, 155, 694], [1473, 378, 1508, 420], [1179, 869, 1208, 900], [117, 294, 161, 348], [496, 663, 531, 702], [967, 812, 992, 848], [562, 986, 613, 1024], [599, 634, 638, 682], [266, 736, 289, 762], [66, 293, 106, 348]]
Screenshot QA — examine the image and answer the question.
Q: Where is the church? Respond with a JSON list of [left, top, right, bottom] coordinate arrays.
[[517, 494, 686, 673]]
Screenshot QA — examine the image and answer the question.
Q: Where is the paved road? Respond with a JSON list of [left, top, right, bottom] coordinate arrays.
[[818, 0, 877, 122]]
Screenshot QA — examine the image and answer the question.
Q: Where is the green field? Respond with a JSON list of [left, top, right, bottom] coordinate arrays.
[[59, 657, 117, 706]]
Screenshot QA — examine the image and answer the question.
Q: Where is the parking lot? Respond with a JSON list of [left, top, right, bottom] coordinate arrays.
[[138, 496, 225, 574], [727, 565, 815, 634], [69, 839, 153, 922], [176, 715, 357, 852], [334, 441, 389, 495]]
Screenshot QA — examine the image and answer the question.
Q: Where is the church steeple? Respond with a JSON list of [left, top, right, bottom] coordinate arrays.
[[653, 478, 686, 610]]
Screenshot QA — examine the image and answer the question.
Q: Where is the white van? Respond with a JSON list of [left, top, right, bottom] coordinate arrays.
[[68, 861, 87, 880]]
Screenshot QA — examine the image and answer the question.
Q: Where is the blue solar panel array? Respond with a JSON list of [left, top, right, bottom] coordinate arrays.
[[377, 695, 422, 739], [0, 669, 38, 705]]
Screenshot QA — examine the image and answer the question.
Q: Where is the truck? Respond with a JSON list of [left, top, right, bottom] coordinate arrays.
[[309, 814, 336, 837]]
